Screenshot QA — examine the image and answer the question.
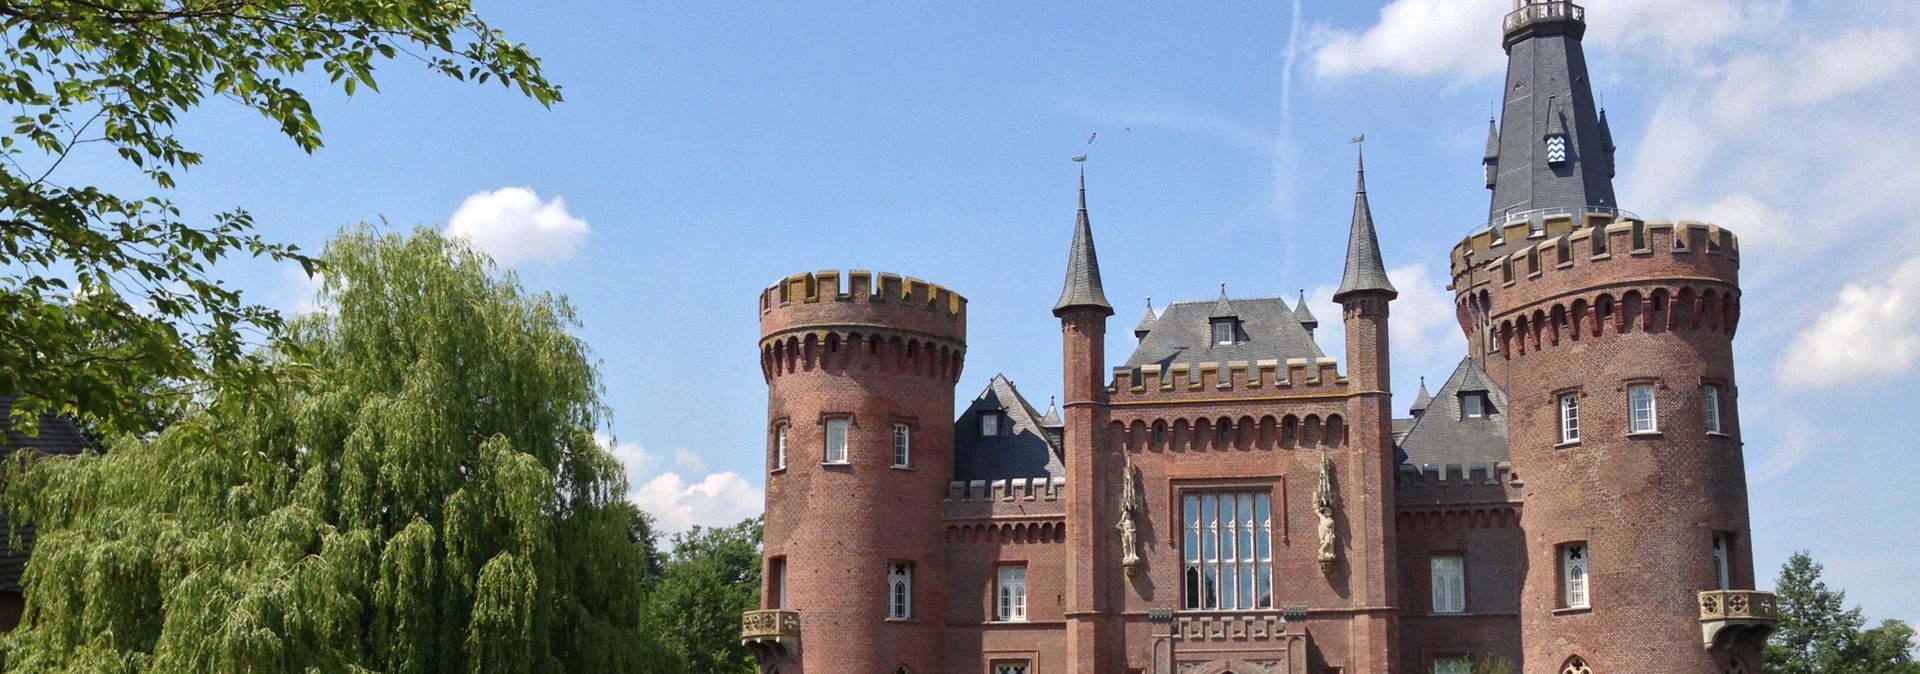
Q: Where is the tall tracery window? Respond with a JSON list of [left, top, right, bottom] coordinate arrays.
[[1431, 555, 1466, 614], [887, 562, 912, 619], [1562, 656, 1592, 674], [1182, 491, 1273, 610], [1559, 393, 1580, 443], [773, 423, 788, 470], [1562, 543, 1590, 609], [1703, 384, 1723, 434], [892, 423, 911, 467], [996, 565, 1027, 622]]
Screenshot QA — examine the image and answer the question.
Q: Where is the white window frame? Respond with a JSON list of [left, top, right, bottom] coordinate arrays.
[[996, 565, 1028, 622], [1431, 554, 1466, 614], [892, 423, 911, 467], [1713, 533, 1731, 591], [1559, 393, 1580, 443], [1703, 384, 1723, 435], [773, 423, 788, 471], [1462, 393, 1487, 419], [888, 561, 913, 619], [1629, 383, 1658, 433], [1181, 491, 1273, 611], [825, 418, 850, 464], [981, 413, 1000, 437], [1213, 320, 1234, 345], [1563, 544, 1590, 609]]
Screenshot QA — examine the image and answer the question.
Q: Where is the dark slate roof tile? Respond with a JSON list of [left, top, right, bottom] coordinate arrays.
[[952, 375, 1065, 482], [1122, 296, 1325, 369], [1395, 358, 1509, 469]]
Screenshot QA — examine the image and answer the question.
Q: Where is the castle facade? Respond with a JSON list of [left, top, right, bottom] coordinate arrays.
[[740, 3, 1777, 672]]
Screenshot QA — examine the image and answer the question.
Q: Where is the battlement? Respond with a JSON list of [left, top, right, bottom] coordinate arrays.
[[1107, 357, 1347, 400], [945, 476, 1066, 502], [760, 269, 966, 323], [1452, 216, 1739, 285], [1396, 462, 1524, 509]]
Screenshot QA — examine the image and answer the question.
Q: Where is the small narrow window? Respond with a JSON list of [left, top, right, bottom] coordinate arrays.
[[1559, 394, 1580, 443], [1713, 533, 1732, 591], [777, 424, 790, 470], [1703, 385, 1723, 434], [996, 565, 1028, 622], [1213, 320, 1235, 345], [825, 418, 850, 464], [892, 423, 911, 467], [888, 562, 913, 619], [1431, 555, 1466, 614], [1629, 383, 1657, 433], [1216, 420, 1232, 448], [981, 413, 1000, 437], [769, 557, 787, 609], [1563, 544, 1590, 609]]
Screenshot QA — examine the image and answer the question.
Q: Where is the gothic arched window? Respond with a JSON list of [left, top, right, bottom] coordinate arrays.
[[1562, 656, 1592, 674]]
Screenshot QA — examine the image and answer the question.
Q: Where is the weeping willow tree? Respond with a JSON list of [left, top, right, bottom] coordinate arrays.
[[0, 228, 678, 673]]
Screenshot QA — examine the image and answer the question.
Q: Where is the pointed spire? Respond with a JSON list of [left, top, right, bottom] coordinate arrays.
[[1334, 148, 1398, 303], [1208, 283, 1236, 319], [1483, 117, 1501, 160], [1054, 165, 1114, 317], [1294, 288, 1319, 330], [1133, 297, 1158, 339], [1040, 396, 1064, 428], [1411, 376, 1433, 415]]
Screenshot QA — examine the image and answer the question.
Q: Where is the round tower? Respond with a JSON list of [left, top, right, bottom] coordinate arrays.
[[747, 269, 965, 674], [1451, 215, 1769, 673]]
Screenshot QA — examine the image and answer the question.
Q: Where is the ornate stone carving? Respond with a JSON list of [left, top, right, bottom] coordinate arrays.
[[1314, 448, 1338, 574], [1119, 455, 1144, 576]]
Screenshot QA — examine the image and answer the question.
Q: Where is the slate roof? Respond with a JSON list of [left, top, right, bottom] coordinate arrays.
[[1133, 300, 1159, 338], [952, 375, 1065, 482], [1292, 289, 1318, 329], [1122, 296, 1326, 369], [0, 396, 92, 594], [1487, 5, 1619, 220], [1333, 152, 1397, 302], [1054, 171, 1113, 316], [1410, 377, 1434, 415], [1395, 358, 1509, 469]]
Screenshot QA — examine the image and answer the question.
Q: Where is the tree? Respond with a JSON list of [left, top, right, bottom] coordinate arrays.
[[0, 228, 677, 672], [1, 0, 560, 436], [644, 516, 763, 674], [1767, 550, 1920, 674]]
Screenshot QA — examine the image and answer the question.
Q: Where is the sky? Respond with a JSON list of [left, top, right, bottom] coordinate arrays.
[[48, 0, 1920, 630]]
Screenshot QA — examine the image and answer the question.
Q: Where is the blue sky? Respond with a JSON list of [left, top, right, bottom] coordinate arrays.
[[60, 0, 1920, 629]]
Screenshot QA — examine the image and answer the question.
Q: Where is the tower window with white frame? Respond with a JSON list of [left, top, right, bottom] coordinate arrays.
[[892, 423, 911, 467], [1431, 554, 1466, 614], [1704, 384, 1723, 434], [996, 564, 1027, 622], [1628, 383, 1658, 433], [1559, 393, 1580, 443], [1562, 543, 1590, 609], [888, 561, 913, 619], [981, 412, 1000, 437], [1713, 533, 1732, 590], [773, 423, 788, 471], [825, 418, 849, 464]]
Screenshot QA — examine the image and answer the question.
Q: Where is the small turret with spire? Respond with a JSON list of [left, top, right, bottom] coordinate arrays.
[[1410, 377, 1433, 416], [1295, 288, 1319, 337], [1133, 298, 1158, 340], [1054, 165, 1114, 318], [1333, 146, 1398, 304]]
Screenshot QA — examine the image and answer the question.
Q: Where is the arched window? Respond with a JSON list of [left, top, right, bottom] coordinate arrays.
[[1562, 655, 1592, 674], [887, 562, 913, 619]]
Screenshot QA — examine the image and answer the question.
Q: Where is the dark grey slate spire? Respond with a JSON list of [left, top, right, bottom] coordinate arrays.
[[1039, 397, 1063, 428], [1208, 284, 1236, 319], [1294, 288, 1319, 332], [1133, 298, 1158, 339], [1411, 376, 1433, 415], [1487, 0, 1618, 223], [1054, 168, 1114, 317], [1482, 117, 1501, 189], [1333, 149, 1398, 303], [1597, 106, 1617, 178]]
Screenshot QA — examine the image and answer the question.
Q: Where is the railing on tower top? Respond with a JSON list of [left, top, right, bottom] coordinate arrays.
[[1505, 0, 1586, 33], [1475, 206, 1639, 238]]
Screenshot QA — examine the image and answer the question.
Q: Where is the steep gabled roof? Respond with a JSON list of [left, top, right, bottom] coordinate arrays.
[[952, 375, 1065, 482], [1396, 358, 1509, 469], [1123, 296, 1323, 369]]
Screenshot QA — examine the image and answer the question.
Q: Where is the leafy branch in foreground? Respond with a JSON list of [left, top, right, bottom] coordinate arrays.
[[0, 0, 561, 435]]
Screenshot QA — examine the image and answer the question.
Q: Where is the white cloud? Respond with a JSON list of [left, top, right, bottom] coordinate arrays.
[[1778, 257, 1920, 389], [1309, 0, 1506, 80], [445, 187, 590, 267], [630, 471, 765, 535], [598, 433, 762, 534], [1385, 264, 1465, 366]]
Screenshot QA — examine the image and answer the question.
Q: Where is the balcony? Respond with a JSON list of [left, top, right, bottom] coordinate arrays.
[[1699, 590, 1779, 650], [741, 609, 801, 659], [1505, 0, 1586, 34]]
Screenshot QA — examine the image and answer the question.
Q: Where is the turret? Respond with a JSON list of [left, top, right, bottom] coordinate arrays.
[[1294, 288, 1319, 337], [1054, 164, 1120, 673], [1454, 3, 1772, 671], [746, 269, 967, 674]]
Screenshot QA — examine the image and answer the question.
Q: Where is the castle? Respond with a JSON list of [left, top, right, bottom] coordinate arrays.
[[739, 2, 1776, 672]]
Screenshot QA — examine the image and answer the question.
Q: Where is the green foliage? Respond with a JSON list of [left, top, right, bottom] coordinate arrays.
[[0, 228, 676, 673], [0, 0, 561, 436], [1766, 550, 1920, 674], [644, 517, 763, 674]]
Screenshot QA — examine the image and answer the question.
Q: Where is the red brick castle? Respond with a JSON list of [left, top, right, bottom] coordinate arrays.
[[741, 2, 1777, 672]]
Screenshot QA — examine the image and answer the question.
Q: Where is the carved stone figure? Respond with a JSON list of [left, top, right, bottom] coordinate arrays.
[[1315, 448, 1338, 573], [1119, 455, 1144, 576]]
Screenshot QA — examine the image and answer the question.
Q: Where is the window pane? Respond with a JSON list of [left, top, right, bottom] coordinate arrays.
[[1705, 386, 1722, 434], [1202, 496, 1217, 561], [827, 419, 849, 462], [1255, 495, 1272, 561]]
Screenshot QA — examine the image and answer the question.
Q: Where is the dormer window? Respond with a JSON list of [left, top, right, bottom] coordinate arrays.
[[1461, 392, 1493, 419], [1545, 133, 1569, 165], [1211, 319, 1238, 346], [981, 413, 1001, 437]]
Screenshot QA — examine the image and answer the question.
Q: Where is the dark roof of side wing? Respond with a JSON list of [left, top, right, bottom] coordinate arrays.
[[1395, 358, 1509, 469], [1123, 296, 1325, 369], [952, 375, 1065, 482]]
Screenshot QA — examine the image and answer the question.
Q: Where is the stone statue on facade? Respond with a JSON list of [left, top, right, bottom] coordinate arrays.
[[1119, 455, 1144, 576], [1315, 447, 1338, 574]]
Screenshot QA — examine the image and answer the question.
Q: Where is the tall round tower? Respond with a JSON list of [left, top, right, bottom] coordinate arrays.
[[1451, 215, 1771, 672], [744, 269, 966, 674]]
